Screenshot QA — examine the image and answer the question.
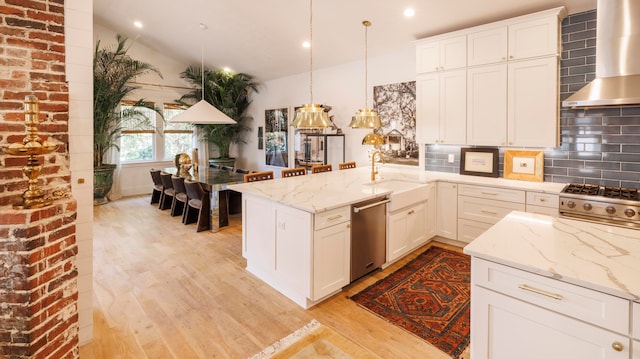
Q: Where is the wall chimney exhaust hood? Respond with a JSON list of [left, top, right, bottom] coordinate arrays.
[[562, 0, 640, 108]]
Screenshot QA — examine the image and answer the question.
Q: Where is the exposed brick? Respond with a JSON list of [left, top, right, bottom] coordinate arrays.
[[0, 5, 25, 16], [4, 18, 47, 31], [26, 10, 64, 25]]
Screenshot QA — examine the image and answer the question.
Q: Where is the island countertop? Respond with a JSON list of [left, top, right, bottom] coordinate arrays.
[[463, 211, 640, 301], [227, 166, 566, 213]]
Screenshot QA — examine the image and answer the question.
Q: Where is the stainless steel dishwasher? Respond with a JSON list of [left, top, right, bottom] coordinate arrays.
[[351, 196, 389, 281]]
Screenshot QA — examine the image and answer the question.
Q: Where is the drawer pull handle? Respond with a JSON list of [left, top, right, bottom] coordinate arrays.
[[539, 198, 546, 202], [481, 209, 498, 215], [327, 215, 342, 221], [481, 191, 498, 195], [408, 210, 415, 215], [518, 284, 563, 300], [611, 342, 624, 352]]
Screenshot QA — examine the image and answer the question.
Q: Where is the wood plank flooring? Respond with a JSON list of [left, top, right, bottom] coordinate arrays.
[[80, 195, 465, 358]]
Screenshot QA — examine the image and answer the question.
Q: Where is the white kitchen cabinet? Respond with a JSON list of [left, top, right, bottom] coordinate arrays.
[[425, 183, 437, 240], [243, 195, 276, 277], [526, 191, 559, 217], [457, 218, 493, 243], [467, 26, 508, 66], [388, 201, 427, 263], [507, 56, 559, 147], [436, 182, 457, 240], [466, 64, 508, 145], [416, 35, 466, 73], [313, 220, 350, 300], [508, 15, 560, 60], [416, 69, 466, 144], [633, 302, 640, 339], [471, 258, 632, 359]]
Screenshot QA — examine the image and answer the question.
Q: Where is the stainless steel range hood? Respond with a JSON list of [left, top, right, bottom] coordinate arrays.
[[562, 0, 640, 108]]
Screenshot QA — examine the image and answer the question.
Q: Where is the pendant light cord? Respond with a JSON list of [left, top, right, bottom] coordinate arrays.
[[199, 23, 207, 102], [309, 0, 314, 104], [363, 21, 370, 109]]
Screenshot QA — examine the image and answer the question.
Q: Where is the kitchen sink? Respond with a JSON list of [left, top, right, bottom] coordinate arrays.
[[364, 179, 429, 211]]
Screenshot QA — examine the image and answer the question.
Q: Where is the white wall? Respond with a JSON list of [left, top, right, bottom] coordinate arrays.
[[238, 44, 417, 175], [65, 0, 93, 345]]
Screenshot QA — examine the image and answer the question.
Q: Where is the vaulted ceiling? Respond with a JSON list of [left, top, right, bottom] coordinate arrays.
[[93, 0, 596, 81]]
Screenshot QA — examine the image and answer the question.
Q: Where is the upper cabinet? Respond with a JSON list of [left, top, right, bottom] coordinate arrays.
[[416, 7, 566, 147], [416, 35, 466, 73]]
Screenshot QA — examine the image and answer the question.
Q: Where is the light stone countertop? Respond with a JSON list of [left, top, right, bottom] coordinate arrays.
[[463, 211, 640, 301], [227, 166, 567, 213]]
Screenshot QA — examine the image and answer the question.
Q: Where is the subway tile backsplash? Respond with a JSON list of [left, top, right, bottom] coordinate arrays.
[[425, 9, 640, 189]]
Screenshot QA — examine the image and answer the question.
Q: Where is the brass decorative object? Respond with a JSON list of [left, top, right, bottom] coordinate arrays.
[[350, 20, 382, 129], [5, 95, 58, 209]]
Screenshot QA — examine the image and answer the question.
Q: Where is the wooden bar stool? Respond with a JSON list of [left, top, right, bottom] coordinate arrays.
[[311, 164, 332, 173], [339, 161, 356, 170], [244, 171, 274, 182], [282, 167, 306, 177]]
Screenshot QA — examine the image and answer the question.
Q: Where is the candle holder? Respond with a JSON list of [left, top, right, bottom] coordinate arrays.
[[5, 95, 58, 209]]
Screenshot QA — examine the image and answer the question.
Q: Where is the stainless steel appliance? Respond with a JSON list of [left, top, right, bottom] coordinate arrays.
[[351, 197, 389, 281], [559, 183, 640, 228]]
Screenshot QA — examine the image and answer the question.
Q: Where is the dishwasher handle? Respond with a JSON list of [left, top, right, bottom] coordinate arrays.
[[353, 199, 390, 213]]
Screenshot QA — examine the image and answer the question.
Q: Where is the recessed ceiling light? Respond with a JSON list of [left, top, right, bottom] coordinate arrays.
[[404, 8, 415, 17], [302, 41, 310, 48], [223, 67, 232, 73], [133, 20, 143, 28]]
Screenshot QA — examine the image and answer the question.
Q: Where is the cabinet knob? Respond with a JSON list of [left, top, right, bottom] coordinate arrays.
[[502, 57, 506, 61], [611, 342, 624, 352], [539, 198, 546, 202], [509, 55, 514, 59]]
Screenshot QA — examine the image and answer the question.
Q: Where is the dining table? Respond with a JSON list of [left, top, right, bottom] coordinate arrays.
[[165, 166, 246, 232]]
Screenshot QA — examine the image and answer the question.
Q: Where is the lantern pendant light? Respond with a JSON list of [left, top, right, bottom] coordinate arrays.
[[290, 0, 332, 129], [170, 23, 236, 125], [349, 20, 382, 129]]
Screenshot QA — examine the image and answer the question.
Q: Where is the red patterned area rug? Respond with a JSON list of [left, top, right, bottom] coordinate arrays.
[[351, 246, 470, 358]]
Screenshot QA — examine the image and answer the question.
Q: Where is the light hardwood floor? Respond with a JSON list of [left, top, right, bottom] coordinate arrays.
[[80, 195, 465, 358]]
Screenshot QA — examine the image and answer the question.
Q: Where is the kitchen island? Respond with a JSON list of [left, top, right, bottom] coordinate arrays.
[[463, 211, 640, 359], [228, 166, 566, 309]]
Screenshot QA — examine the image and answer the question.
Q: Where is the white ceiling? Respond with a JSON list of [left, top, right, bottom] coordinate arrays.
[[93, 0, 596, 82]]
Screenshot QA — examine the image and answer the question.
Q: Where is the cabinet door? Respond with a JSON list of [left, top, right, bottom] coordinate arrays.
[[508, 16, 559, 60], [472, 286, 630, 359], [467, 26, 508, 66], [436, 182, 458, 239], [507, 56, 559, 147], [416, 73, 440, 143], [440, 69, 467, 144], [313, 221, 350, 300], [457, 218, 493, 243], [416, 40, 441, 73], [275, 205, 312, 297], [467, 64, 508, 145], [425, 183, 437, 240], [440, 36, 467, 70], [388, 210, 409, 262], [407, 202, 427, 249]]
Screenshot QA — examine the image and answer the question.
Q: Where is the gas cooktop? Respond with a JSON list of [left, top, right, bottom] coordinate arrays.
[[559, 183, 640, 228]]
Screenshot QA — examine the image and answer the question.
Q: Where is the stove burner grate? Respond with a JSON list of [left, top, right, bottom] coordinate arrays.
[[562, 183, 601, 196], [602, 186, 640, 200]]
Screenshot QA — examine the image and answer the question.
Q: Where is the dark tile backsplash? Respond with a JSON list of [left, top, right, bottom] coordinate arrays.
[[425, 9, 640, 189]]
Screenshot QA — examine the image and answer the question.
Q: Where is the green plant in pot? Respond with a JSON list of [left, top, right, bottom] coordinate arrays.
[[93, 34, 162, 205], [178, 66, 258, 167]]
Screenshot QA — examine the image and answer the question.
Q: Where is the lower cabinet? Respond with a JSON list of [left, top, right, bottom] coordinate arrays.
[[526, 191, 559, 217], [436, 182, 458, 240], [388, 201, 427, 263], [242, 194, 350, 308], [471, 258, 632, 359]]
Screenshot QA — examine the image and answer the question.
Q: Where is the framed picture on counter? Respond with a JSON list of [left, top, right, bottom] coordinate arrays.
[[460, 147, 499, 177], [504, 149, 544, 182]]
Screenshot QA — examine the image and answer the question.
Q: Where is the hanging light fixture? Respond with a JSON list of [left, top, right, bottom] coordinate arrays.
[[290, 0, 332, 129], [170, 23, 235, 125], [349, 20, 382, 129], [361, 132, 385, 146]]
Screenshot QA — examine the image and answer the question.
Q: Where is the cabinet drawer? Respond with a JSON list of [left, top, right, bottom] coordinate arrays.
[[634, 302, 640, 340], [457, 218, 493, 243], [472, 258, 630, 334], [458, 184, 525, 203], [314, 206, 350, 230], [458, 196, 525, 224], [526, 191, 558, 208], [525, 204, 558, 217]]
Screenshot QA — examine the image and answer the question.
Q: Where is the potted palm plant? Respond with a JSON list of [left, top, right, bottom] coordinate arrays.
[[178, 66, 258, 167], [93, 34, 162, 205]]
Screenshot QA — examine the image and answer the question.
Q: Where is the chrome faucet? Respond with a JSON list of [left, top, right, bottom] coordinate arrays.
[[371, 150, 384, 182]]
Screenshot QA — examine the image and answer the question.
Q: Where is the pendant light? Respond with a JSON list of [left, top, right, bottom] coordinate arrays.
[[290, 0, 332, 129], [361, 132, 385, 146], [349, 20, 382, 129], [170, 23, 236, 125]]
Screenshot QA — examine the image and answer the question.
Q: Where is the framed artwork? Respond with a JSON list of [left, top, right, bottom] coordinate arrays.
[[265, 108, 288, 167], [504, 150, 544, 182], [460, 147, 499, 177]]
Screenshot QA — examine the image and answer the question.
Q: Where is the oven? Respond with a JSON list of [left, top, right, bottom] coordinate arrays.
[[559, 183, 640, 229]]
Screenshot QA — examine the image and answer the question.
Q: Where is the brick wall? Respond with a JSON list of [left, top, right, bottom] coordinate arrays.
[[425, 9, 640, 188], [0, 1, 79, 358]]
